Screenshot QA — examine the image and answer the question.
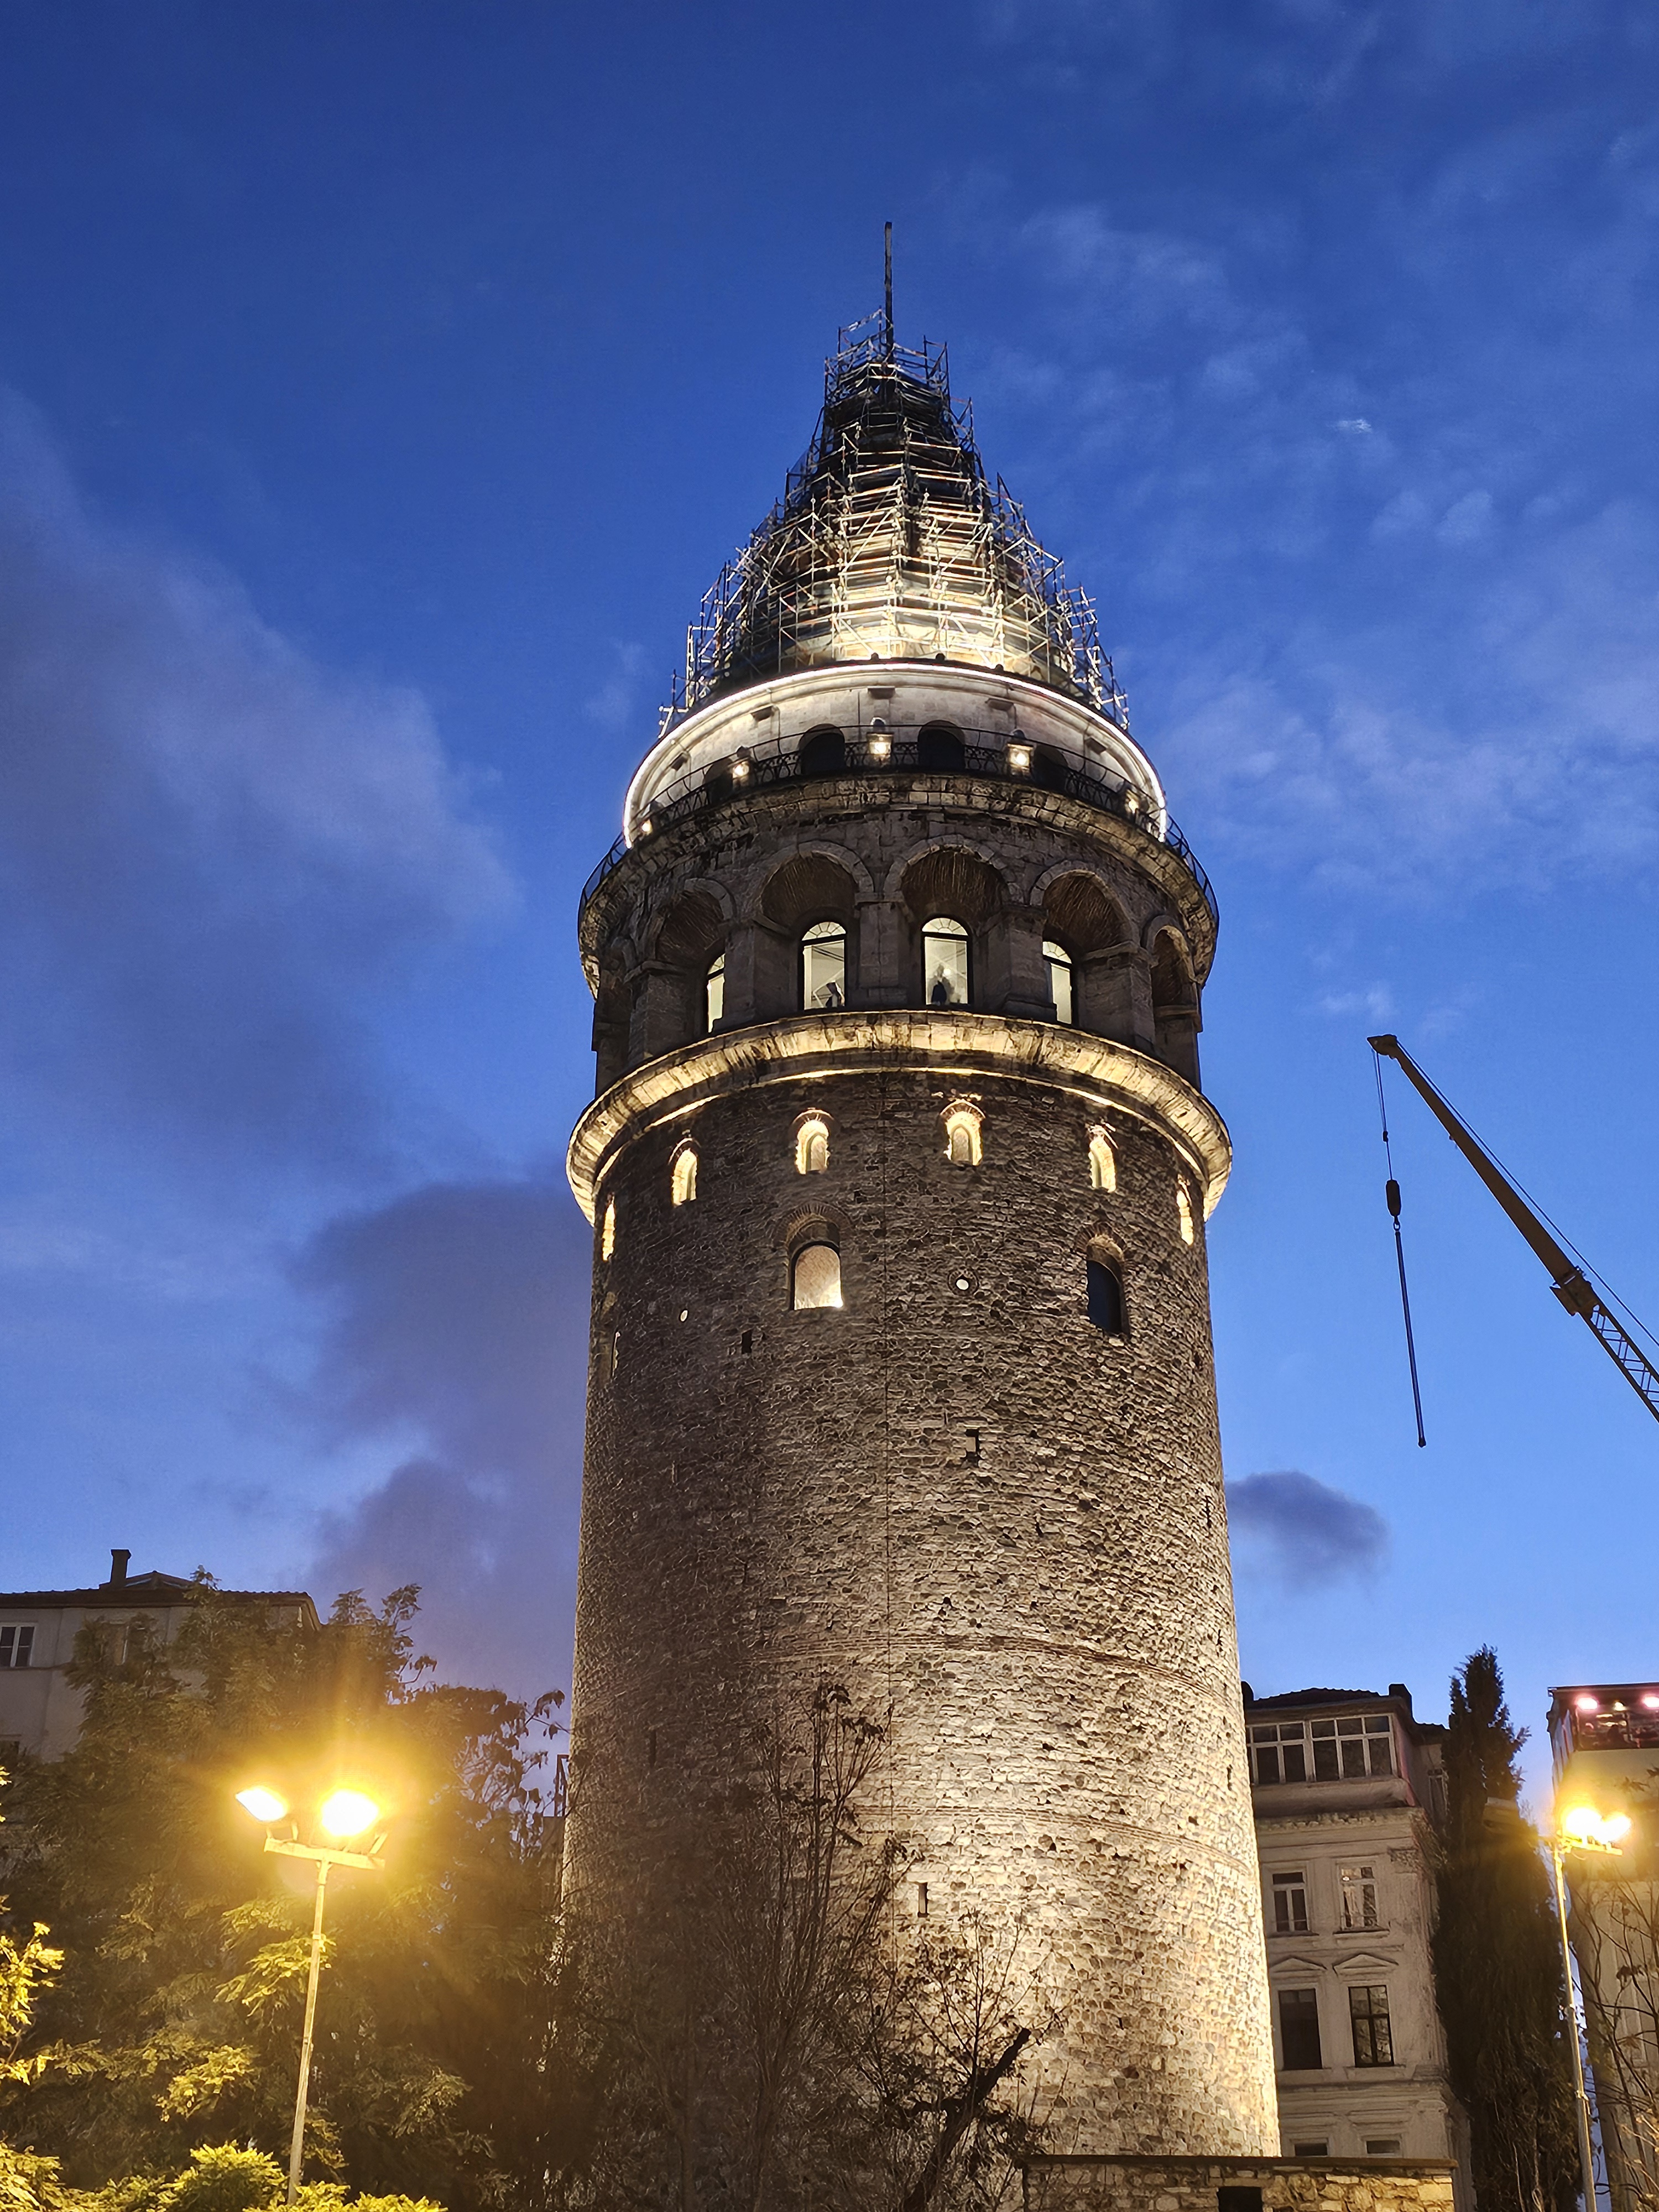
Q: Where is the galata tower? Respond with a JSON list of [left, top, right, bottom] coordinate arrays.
[[565, 306, 1279, 2157]]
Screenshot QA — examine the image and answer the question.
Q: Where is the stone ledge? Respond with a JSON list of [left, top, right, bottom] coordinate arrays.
[[565, 1009, 1232, 1223], [1022, 2157, 1457, 2212]]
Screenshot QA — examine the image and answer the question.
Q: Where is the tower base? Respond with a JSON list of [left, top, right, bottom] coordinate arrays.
[[1022, 2154, 1457, 2212]]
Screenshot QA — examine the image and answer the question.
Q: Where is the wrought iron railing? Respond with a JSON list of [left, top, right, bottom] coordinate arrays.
[[578, 725, 1217, 931]]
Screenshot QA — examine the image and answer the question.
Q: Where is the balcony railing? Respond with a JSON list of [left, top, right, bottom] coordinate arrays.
[[579, 724, 1217, 930]]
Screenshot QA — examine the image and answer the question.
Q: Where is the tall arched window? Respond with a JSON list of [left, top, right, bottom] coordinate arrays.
[[601, 1197, 617, 1260], [1088, 1130, 1116, 1192], [799, 726, 846, 778], [917, 723, 966, 772], [792, 1241, 842, 1310], [922, 917, 969, 1008], [942, 1104, 982, 1168], [671, 1144, 698, 1206], [705, 953, 725, 1032], [801, 922, 847, 1011], [1176, 1181, 1196, 1246], [1087, 1254, 1126, 1337], [796, 1117, 830, 1175], [1044, 940, 1074, 1025]]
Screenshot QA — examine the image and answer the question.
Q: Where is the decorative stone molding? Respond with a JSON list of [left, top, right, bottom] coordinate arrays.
[[567, 1008, 1232, 1223]]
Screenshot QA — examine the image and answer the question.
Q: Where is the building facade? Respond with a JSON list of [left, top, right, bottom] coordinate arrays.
[[1246, 1684, 1468, 2195], [1548, 1679, 1659, 2212], [0, 1548, 317, 1764], [563, 316, 1280, 2156]]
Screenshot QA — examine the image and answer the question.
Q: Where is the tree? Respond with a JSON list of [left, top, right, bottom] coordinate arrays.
[[1561, 1771, 1659, 2212], [586, 1686, 1051, 2212], [1433, 1646, 1579, 2212], [0, 1584, 586, 2210]]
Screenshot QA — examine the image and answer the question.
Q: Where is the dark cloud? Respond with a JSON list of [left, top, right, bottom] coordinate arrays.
[[0, 390, 510, 1175], [295, 1175, 593, 1697], [1227, 1470, 1389, 1587]]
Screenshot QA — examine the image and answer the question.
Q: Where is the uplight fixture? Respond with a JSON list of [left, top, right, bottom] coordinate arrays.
[[1008, 740, 1031, 774], [867, 718, 891, 761]]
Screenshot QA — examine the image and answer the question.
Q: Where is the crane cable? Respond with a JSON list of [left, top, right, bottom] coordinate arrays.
[[1373, 1048, 1427, 1448]]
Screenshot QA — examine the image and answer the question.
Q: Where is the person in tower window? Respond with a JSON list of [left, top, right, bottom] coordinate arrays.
[[930, 968, 952, 1006], [821, 979, 843, 1009]]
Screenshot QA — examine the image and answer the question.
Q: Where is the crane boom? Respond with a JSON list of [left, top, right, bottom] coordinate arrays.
[[1369, 1034, 1659, 1428]]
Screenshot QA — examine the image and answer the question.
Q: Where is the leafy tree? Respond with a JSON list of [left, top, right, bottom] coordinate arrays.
[[1432, 1646, 1579, 2212], [0, 1584, 584, 2210]]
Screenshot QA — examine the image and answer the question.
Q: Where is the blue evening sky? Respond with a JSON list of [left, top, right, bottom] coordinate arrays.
[[2, 0, 1655, 1797]]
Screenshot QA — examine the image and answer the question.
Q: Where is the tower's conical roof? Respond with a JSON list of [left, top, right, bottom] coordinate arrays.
[[665, 317, 1127, 731]]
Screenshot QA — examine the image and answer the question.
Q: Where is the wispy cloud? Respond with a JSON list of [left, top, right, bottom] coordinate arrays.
[[293, 1174, 591, 1694], [0, 391, 513, 1178], [1229, 1470, 1390, 1587]]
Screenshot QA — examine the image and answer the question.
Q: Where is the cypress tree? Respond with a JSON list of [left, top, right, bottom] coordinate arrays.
[[1433, 1646, 1580, 2212]]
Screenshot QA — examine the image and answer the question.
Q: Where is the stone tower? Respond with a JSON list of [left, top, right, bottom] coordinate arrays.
[[565, 316, 1279, 2157]]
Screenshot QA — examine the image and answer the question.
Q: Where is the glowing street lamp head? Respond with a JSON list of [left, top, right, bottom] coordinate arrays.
[[236, 1786, 289, 1824], [319, 1788, 381, 1839], [1561, 1806, 1631, 1848]]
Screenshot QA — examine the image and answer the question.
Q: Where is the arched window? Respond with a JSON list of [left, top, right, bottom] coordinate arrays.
[[1087, 1255, 1126, 1337], [796, 1117, 830, 1175], [942, 1104, 982, 1168], [922, 917, 969, 1008], [1088, 1130, 1115, 1192], [1044, 939, 1074, 1025], [705, 953, 725, 1033], [917, 723, 966, 772], [792, 1241, 843, 1310], [1176, 1181, 1196, 1246], [1031, 745, 1068, 792], [601, 1197, 617, 1260], [801, 921, 847, 1011], [799, 726, 846, 778], [671, 1144, 698, 1206]]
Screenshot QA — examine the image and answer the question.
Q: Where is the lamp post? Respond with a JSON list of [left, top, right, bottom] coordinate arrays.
[[1549, 1805, 1631, 2212], [237, 1786, 387, 2204]]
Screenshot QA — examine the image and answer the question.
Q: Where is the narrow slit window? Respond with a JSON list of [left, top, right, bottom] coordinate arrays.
[[801, 921, 847, 1011], [705, 953, 725, 1032], [942, 1106, 982, 1167], [1043, 940, 1074, 1025], [671, 1145, 698, 1206], [601, 1197, 616, 1261], [1088, 1130, 1115, 1192], [1176, 1182, 1196, 1245], [796, 1117, 830, 1175], [1087, 1255, 1126, 1337], [791, 1243, 842, 1310], [922, 917, 970, 1008]]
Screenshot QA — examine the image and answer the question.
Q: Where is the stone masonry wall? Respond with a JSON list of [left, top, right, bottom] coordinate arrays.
[[1022, 2156, 1457, 2212], [567, 1051, 1276, 2153]]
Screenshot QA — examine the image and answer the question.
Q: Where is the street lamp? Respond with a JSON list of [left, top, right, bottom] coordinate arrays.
[[1549, 1804, 1632, 2212], [237, 1784, 388, 2204]]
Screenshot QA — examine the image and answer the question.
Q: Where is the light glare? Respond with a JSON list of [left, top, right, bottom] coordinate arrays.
[[237, 1786, 289, 1824], [319, 1787, 381, 1839]]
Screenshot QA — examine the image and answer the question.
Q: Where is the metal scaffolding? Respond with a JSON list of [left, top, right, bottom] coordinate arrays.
[[659, 316, 1126, 737]]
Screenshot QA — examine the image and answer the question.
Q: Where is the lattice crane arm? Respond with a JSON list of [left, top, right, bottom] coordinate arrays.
[[1369, 1034, 1659, 1428]]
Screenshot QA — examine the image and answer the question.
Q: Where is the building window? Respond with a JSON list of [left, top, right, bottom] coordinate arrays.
[[1340, 1863, 1380, 1931], [942, 1104, 982, 1167], [705, 953, 725, 1032], [1311, 1713, 1395, 1780], [799, 726, 847, 778], [1043, 939, 1074, 1024], [1250, 1721, 1308, 1785], [796, 1117, 830, 1175], [1292, 2145, 1329, 2159], [917, 722, 965, 771], [1271, 1871, 1309, 1933], [0, 1626, 34, 1670], [916, 1882, 928, 1917], [1349, 1985, 1394, 2067], [1278, 1987, 1322, 2071], [791, 1242, 842, 1311], [801, 921, 847, 1010], [1365, 2141, 1402, 2158], [671, 1144, 698, 1206], [922, 916, 970, 1007], [1087, 1255, 1126, 1337], [1176, 1181, 1196, 1245], [601, 1198, 616, 1261], [1088, 1129, 1116, 1192]]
